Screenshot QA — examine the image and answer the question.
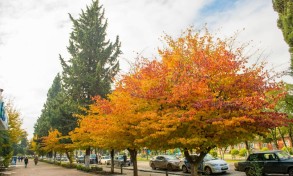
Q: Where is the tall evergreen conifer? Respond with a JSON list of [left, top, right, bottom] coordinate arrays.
[[273, 0, 293, 73], [60, 0, 121, 107], [59, 0, 121, 166]]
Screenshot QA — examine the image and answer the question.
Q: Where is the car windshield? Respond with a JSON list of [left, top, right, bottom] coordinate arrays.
[[276, 151, 291, 160], [165, 155, 178, 160], [204, 154, 215, 161], [103, 156, 110, 159]]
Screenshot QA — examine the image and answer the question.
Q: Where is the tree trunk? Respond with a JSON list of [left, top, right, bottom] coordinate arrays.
[[270, 128, 279, 149], [218, 146, 228, 159], [278, 127, 289, 150], [128, 148, 138, 176], [53, 151, 56, 163], [110, 149, 114, 173], [65, 151, 73, 164], [85, 147, 91, 168], [184, 148, 207, 176], [289, 125, 293, 148], [245, 141, 251, 155]]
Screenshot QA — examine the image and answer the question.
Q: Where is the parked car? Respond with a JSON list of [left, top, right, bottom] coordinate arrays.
[[149, 155, 181, 171], [234, 150, 293, 176], [100, 155, 111, 165], [180, 154, 229, 175], [90, 154, 97, 164], [114, 155, 131, 166], [76, 155, 84, 163]]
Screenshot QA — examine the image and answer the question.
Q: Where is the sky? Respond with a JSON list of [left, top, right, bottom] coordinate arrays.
[[0, 0, 291, 139]]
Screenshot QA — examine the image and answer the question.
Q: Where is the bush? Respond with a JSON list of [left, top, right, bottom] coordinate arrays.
[[90, 166, 103, 172], [61, 163, 77, 168], [209, 149, 218, 158], [239, 148, 247, 157], [260, 147, 269, 151], [231, 149, 239, 159], [76, 165, 91, 172], [282, 147, 293, 155]]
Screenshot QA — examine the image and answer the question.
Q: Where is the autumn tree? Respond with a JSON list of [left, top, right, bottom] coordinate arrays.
[[42, 129, 61, 162], [70, 97, 132, 174], [0, 100, 25, 167], [60, 0, 121, 166], [273, 0, 293, 73], [114, 29, 287, 176]]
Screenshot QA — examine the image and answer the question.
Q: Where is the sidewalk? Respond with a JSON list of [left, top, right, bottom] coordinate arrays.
[[0, 159, 95, 176], [0, 160, 165, 176]]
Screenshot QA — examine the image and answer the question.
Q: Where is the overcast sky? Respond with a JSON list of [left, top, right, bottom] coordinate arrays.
[[0, 0, 291, 139]]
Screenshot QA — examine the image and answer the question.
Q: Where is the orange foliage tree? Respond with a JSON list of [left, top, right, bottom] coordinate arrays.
[[42, 129, 74, 163], [114, 29, 287, 175], [70, 93, 150, 175], [71, 28, 287, 176]]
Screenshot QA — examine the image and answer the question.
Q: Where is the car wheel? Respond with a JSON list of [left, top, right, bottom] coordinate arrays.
[[167, 164, 173, 171], [289, 168, 293, 176], [204, 166, 212, 175], [245, 168, 253, 176], [182, 165, 188, 173], [151, 163, 156, 170]]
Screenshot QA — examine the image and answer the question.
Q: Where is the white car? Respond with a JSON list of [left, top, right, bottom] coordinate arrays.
[[100, 155, 111, 165], [180, 154, 229, 175]]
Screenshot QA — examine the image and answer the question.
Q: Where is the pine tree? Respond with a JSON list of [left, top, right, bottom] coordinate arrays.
[[59, 0, 121, 166], [273, 0, 293, 73], [60, 0, 121, 107], [34, 74, 77, 161]]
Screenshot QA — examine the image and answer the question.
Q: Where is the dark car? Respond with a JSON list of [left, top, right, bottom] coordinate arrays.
[[90, 154, 97, 164], [76, 156, 84, 163], [149, 155, 181, 171], [180, 154, 229, 175], [234, 150, 293, 176], [114, 155, 131, 167], [76, 154, 97, 164]]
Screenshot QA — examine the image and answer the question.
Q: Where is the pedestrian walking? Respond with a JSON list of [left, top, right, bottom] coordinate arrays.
[[34, 156, 38, 165], [24, 157, 28, 168], [123, 153, 127, 166]]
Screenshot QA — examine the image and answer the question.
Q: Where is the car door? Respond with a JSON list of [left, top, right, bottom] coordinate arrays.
[[246, 154, 264, 172], [152, 156, 160, 168], [156, 156, 166, 169], [263, 153, 284, 174]]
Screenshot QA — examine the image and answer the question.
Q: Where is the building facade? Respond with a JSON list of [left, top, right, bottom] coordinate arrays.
[[0, 88, 8, 130]]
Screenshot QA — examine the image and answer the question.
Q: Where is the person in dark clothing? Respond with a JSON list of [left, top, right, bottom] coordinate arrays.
[[34, 156, 38, 165], [24, 157, 28, 168], [123, 153, 127, 165]]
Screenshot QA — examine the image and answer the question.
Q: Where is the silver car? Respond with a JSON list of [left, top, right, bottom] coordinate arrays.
[[149, 155, 181, 171], [180, 154, 229, 175]]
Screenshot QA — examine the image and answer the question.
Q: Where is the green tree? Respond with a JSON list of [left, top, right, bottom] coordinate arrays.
[[0, 100, 25, 167], [34, 74, 77, 162], [34, 74, 63, 138], [59, 0, 121, 166], [273, 0, 293, 73], [12, 132, 28, 156]]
